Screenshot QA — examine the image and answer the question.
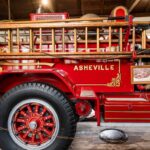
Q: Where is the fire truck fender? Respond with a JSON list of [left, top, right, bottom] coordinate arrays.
[[48, 69, 75, 95], [0, 69, 75, 96]]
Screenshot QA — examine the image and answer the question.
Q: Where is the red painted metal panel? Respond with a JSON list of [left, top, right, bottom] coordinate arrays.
[[55, 59, 133, 93], [30, 12, 69, 21], [0, 69, 75, 95], [105, 105, 150, 111], [105, 119, 150, 123], [105, 112, 150, 118], [104, 93, 150, 122]]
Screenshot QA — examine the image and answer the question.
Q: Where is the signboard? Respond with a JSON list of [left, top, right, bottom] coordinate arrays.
[[131, 65, 150, 84]]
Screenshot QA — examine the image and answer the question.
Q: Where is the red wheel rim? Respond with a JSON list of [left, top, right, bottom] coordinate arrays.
[[12, 102, 56, 145]]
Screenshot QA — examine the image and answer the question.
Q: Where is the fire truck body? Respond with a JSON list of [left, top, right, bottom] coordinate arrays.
[[0, 6, 150, 150]]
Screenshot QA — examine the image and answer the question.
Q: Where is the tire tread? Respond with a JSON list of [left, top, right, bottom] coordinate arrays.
[[0, 82, 76, 150]]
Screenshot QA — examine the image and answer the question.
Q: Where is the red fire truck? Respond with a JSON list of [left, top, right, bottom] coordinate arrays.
[[0, 6, 149, 150]]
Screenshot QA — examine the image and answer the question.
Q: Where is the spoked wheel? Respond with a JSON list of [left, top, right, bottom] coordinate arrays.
[[0, 83, 76, 150], [8, 99, 59, 149]]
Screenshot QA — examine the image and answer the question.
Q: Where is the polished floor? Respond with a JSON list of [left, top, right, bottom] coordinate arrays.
[[70, 122, 150, 150]]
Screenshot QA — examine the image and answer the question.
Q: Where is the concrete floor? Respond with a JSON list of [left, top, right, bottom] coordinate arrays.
[[70, 122, 150, 150], [1, 122, 150, 150]]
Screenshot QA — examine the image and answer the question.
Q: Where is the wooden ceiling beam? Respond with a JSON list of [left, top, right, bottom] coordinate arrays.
[[100, 0, 104, 14], [55, 0, 81, 15], [129, 0, 140, 13], [81, 0, 84, 15], [132, 12, 150, 17], [145, 1, 150, 12], [48, 0, 56, 12], [31, 0, 36, 11], [81, 0, 104, 15], [77, 0, 82, 15]]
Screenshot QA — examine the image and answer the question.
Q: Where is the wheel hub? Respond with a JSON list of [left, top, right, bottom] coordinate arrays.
[[29, 121, 38, 130]]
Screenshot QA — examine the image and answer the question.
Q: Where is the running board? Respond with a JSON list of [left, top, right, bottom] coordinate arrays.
[[101, 121, 150, 127], [106, 98, 147, 101]]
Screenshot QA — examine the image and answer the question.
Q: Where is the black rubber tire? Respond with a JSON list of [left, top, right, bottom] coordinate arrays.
[[0, 83, 76, 150]]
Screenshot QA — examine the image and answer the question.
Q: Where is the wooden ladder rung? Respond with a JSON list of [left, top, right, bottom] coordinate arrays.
[[39, 28, 42, 52], [109, 26, 112, 51], [8, 29, 12, 53], [16, 28, 20, 52], [132, 26, 135, 51], [119, 27, 122, 52], [142, 29, 146, 49], [62, 28, 65, 52], [85, 27, 88, 51], [52, 28, 55, 52], [97, 27, 100, 52], [74, 28, 77, 52], [29, 29, 33, 52]]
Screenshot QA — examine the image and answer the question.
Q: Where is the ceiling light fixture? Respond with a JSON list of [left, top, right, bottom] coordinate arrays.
[[37, 0, 49, 13], [42, 0, 49, 6]]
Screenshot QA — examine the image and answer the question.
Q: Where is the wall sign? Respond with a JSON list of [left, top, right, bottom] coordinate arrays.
[[131, 65, 150, 84]]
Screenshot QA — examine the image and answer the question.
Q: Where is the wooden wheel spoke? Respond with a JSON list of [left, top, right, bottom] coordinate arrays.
[[38, 132, 44, 142], [44, 123, 54, 128], [20, 111, 29, 118], [40, 107, 47, 116], [35, 105, 39, 113], [16, 118, 26, 123], [43, 128, 52, 136], [17, 125, 27, 132], [43, 115, 52, 121], [27, 105, 32, 114], [23, 130, 30, 139], [31, 132, 36, 143]]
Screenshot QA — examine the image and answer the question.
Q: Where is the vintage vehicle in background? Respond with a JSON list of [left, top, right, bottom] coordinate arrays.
[[0, 6, 149, 150]]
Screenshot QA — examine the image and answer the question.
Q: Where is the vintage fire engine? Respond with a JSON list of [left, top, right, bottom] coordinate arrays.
[[0, 6, 149, 150]]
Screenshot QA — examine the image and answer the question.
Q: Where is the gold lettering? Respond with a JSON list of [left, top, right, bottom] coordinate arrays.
[[74, 64, 115, 71], [100, 65, 104, 70], [84, 65, 89, 70], [93, 65, 98, 70], [79, 65, 83, 70], [89, 65, 92, 70], [110, 65, 114, 70], [74, 65, 78, 71], [105, 65, 109, 70]]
